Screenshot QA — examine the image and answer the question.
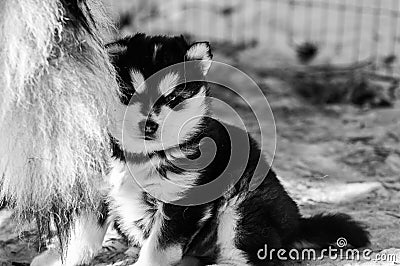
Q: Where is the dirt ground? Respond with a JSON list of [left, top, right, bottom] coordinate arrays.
[[1, 1, 399, 265]]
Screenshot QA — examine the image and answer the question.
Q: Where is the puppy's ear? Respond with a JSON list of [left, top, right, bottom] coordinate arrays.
[[105, 41, 128, 58], [186, 42, 213, 76]]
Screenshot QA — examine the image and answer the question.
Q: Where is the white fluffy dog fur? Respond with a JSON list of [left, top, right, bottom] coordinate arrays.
[[0, 0, 119, 264]]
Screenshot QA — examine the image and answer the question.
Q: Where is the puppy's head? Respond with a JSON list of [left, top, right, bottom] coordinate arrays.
[[108, 33, 213, 154]]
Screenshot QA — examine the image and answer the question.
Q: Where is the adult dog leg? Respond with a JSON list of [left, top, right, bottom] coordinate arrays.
[[31, 211, 109, 266]]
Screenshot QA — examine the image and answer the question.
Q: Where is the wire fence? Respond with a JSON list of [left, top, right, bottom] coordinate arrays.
[[262, 0, 400, 80], [124, 0, 400, 81]]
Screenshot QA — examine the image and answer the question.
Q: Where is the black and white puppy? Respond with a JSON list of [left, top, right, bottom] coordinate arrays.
[[106, 33, 370, 266]]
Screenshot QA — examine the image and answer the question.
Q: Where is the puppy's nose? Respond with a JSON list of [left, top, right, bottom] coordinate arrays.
[[139, 119, 159, 136]]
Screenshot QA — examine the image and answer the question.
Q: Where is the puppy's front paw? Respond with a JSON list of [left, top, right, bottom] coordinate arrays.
[[30, 249, 62, 266]]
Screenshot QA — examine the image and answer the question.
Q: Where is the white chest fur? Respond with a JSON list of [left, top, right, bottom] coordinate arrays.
[[107, 155, 199, 243], [108, 159, 150, 244]]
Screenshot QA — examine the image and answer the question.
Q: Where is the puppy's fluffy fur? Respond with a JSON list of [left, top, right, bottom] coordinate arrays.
[[107, 34, 370, 266], [0, 0, 119, 263]]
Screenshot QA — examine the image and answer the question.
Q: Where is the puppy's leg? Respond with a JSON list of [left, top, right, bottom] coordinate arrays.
[[205, 204, 251, 266], [132, 217, 183, 266], [132, 205, 208, 266], [31, 211, 109, 266]]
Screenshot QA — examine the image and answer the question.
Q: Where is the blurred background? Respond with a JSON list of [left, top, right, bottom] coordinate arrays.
[[1, 1, 400, 265], [107, 0, 400, 75]]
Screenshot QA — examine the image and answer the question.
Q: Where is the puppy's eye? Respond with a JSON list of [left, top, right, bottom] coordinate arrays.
[[168, 95, 177, 102], [166, 94, 182, 109], [167, 95, 178, 103]]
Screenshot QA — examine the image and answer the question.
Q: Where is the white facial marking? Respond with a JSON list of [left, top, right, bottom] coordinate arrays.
[[110, 103, 149, 154], [158, 72, 180, 95], [130, 69, 146, 94], [110, 84, 207, 154], [158, 86, 207, 149], [153, 44, 162, 62]]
